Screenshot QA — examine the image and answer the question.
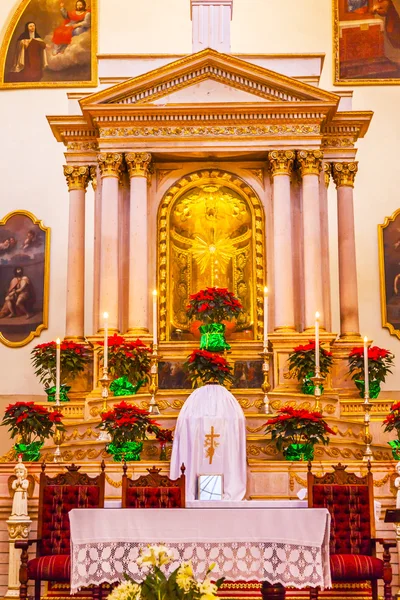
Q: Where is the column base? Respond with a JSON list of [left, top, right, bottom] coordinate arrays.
[[273, 326, 297, 333], [64, 335, 86, 342], [337, 332, 362, 343], [126, 327, 149, 336], [97, 328, 120, 335]]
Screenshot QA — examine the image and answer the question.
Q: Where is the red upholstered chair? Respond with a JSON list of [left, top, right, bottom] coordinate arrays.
[[122, 463, 186, 508], [16, 462, 105, 600], [307, 462, 395, 600]]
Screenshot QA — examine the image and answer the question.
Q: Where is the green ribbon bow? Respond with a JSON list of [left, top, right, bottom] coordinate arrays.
[[45, 384, 71, 403]]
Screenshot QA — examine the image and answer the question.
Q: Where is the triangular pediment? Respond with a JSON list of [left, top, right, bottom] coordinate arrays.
[[81, 48, 339, 110]]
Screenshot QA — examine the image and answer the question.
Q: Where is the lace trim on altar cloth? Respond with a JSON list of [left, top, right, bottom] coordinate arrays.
[[71, 541, 331, 593]]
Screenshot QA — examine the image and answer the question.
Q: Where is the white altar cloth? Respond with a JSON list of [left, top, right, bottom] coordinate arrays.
[[69, 507, 331, 593], [170, 384, 247, 500]]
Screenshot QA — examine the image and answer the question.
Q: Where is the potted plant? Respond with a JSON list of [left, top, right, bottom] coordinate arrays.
[[264, 405, 336, 461], [96, 401, 160, 461], [287, 341, 333, 395], [1, 401, 65, 461], [31, 340, 90, 401], [98, 335, 151, 396], [156, 428, 174, 461], [107, 545, 224, 600], [348, 346, 394, 399], [186, 287, 243, 351], [184, 349, 234, 388], [383, 401, 400, 459]]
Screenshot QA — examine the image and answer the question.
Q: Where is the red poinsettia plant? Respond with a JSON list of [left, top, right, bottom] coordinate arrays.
[[186, 287, 243, 323], [348, 346, 394, 384], [2, 402, 65, 445], [156, 428, 174, 443], [288, 341, 333, 381], [96, 401, 160, 444], [383, 401, 400, 438], [184, 349, 234, 387], [31, 340, 90, 389], [98, 335, 151, 385], [265, 406, 336, 453]]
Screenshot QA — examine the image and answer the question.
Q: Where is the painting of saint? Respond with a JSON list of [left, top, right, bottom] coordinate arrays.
[[334, 0, 400, 83], [0, 0, 97, 88], [0, 211, 50, 347], [379, 209, 400, 339]]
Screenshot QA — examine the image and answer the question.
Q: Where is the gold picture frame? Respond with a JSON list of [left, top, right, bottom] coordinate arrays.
[[333, 0, 400, 85], [378, 208, 400, 340], [0, 210, 50, 347], [0, 0, 97, 89]]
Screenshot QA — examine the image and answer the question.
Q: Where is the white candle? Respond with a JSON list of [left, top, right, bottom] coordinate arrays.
[[315, 312, 320, 371], [103, 312, 108, 370], [153, 290, 158, 346], [56, 338, 61, 401], [263, 287, 268, 348], [364, 336, 369, 397]]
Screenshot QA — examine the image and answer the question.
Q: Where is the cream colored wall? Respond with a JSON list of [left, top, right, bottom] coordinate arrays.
[[0, 0, 400, 399]]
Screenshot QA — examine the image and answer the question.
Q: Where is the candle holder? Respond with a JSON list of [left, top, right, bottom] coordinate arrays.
[[311, 368, 324, 412], [259, 348, 273, 414], [98, 366, 112, 442], [148, 344, 161, 415], [362, 391, 373, 461], [52, 393, 64, 462]]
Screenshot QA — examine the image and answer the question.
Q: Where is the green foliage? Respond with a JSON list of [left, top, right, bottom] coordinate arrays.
[[288, 341, 333, 382], [348, 346, 394, 384], [184, 349, 234, 387], [31, 340, 90, 389], [2, 402, 65, 445], [98, 335, 151, 384]]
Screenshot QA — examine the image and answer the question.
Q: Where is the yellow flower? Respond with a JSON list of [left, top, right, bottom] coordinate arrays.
[[199, 578, 218, 598], [176, 562, 194, 592], [108, 580, 141, 600], [137, 545, 173, 567]]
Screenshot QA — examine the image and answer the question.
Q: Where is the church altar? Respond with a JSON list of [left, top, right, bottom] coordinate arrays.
[[69, 507, 331, 593]]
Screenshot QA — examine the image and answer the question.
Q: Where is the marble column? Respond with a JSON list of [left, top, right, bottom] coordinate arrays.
[[118, 170, 130, 333], [90, 166, 102, 334], [320, 163, 332, 332], [332, 162, 360, 338], [125, 152, 152, 335], [97, 153, 123, 333], [268, 150, 295, 332], [63, 165, 90, 340], [297, 150, 324, 330]]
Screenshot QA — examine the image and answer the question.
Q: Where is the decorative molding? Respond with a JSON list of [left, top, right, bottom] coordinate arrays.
[[297, 149, 323, 176], [63, 166, 90, 191], [126, 152, 153, 178], [156, 169, 177, 189], [321, 136, 356, 148], [97, 153, 123, 178], [323, 162, 331, 188], [66, 141, 98, 152], [268, 150, 295, 176], [247, 169, 264, 187], [332, 161, 358, 188], [89, 166, 97, 191], [7, 523, 30, 540]]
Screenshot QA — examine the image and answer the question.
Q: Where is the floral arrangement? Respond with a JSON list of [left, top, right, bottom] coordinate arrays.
[[383, 401, 400, 437], [96, 401, 160, 445], [288, 341, 333, 394], [2, 401, 65, 445], [348, 346, 394, 398], [184, 349, 234, 387], [31, 340, 89, 389], [265, 406, 335, 460], [99, 335, 151, 394], [186, 287, 243, 324], [156, 429, 174, 443], [107, 545, 224, 600]]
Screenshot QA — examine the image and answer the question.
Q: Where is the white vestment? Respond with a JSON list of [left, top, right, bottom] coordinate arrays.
[[170, 384, 247, 501]]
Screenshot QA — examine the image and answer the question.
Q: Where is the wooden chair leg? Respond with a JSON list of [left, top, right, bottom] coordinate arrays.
[[309, 587, 319, 600], [34, 580, 41, 600], [371, 580, 378, 600], [382, 542, 394, 600], [18, 544, 29, 600]]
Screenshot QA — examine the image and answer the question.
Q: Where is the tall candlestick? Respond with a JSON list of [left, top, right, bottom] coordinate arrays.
[[364, 336, 369, 397], [263, 287, 268, 349], [153, 290, 158, 347], [55, 338, 61, 404], [103, 312, 108, 370], [315, 312, 320, 371]]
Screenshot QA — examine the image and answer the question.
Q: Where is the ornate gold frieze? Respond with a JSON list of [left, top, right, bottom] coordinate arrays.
[[297, 149, 323, 176], [321, 136, 356, 148], [89, 166, 97, 191], [332, 162, 358, 188], [126, 152, 153, 178], [8, 523, 30, 539], [99, 124, 321, 139], [268, 150, 295, 176], [270, 398, 336, 416], [97, 152, 123, 178], [66, 141, 98, 152], [63, 165, 90, 191]]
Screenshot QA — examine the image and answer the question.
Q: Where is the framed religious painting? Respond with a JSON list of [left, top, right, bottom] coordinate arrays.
[[378, 209, 400, 339], [0, 211, 50, 347], [0, 0, 97, 89], [333, 0, 400, 84]]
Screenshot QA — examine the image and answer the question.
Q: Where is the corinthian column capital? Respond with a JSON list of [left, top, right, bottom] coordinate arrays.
[[97, 153, 123, 178], [297, 150, 323, 176], [332, 162, 358, 188], [323, 163, 331, 188], [126, 152, 153, 178], [268, 150, 295, 176], [89, 166, 97, 191], [63, 165, 90, 191]]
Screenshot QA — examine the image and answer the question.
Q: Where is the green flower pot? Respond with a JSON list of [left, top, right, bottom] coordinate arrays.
[[301, 372, 324, 396], [199, 323, 230, 352], [45, 384, 71, 402], [106, 441, 143, 462], [283, 443, 314, 462], [388, 440, 400, 460], [355, 379, 381, 399], [110, 376, 145, 397], [14, 441, 43, 462]]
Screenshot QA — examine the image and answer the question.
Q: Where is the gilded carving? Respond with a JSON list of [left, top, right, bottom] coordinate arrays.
[[321, 137, 356, 149], [97, 152, 123, 178], [66, 142, 98, 152], [100, 124, 321, 139], [89, 166, 97, 191], [268, 150, 295, 176], [332, 162, 358, 188], [323, 163, 331, 188], [63, 165, 90, 191], [126, 152, 153, 178], [297, 150, 323, 176], [8, 523, 30, 539]]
